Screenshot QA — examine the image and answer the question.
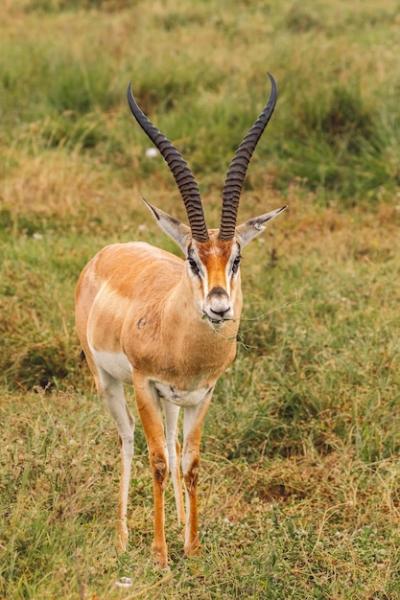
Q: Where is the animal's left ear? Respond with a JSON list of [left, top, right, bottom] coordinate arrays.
[[236, 205, 287, 247]]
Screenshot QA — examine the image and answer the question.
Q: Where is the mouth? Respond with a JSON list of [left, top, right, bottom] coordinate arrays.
[[202, 312, 232, 326]]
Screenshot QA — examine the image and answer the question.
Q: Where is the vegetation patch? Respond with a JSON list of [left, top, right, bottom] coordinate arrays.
[[1, 0, 400, 598]]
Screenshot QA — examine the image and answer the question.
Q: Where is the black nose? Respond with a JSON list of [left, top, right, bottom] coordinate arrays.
[[207, 287, 231, 318]]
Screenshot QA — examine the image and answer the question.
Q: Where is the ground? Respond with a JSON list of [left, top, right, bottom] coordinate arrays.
[[1, 1, 400, 598]]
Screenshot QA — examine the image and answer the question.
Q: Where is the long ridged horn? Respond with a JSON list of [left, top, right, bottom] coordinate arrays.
[[219, 73, 278, 241], [127, 83, 209, 243]]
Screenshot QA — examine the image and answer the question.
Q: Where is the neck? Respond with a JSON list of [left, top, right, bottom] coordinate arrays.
[[162, 274, 242, 377]]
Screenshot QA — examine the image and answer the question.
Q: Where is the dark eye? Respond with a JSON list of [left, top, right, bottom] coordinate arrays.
[[188, 258, 200, 276], [232, 255, 241, 274]]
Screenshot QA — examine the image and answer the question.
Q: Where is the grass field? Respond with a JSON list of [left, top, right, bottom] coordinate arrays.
[[1, 0, 400, 598]]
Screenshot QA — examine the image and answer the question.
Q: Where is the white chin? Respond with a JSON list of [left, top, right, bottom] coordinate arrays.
[[204, 312, 225, 325], [209, 317, 223, 325]]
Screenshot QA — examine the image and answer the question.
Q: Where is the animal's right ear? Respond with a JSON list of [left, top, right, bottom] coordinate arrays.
[[142, 198, 191, 252]]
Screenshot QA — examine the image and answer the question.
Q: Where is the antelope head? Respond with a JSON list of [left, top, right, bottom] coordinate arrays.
[[127, 74, 287, 326]]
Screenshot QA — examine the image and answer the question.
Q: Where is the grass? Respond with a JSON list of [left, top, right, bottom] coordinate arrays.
[[1, 0, 400, 598]]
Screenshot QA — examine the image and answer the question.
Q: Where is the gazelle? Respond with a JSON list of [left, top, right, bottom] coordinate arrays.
[[75, 74, 286, 568]]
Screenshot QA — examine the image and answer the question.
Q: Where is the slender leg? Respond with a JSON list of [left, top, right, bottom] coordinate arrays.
[[98, 368, 135, 552], [182, 391, 213, 556], [133, 374, 169, 568], [163, 401, 185, 526]]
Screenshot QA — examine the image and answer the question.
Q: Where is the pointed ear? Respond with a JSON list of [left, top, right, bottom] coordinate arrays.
[[142, 198, 191, 252], [236, 205, 287, 247]]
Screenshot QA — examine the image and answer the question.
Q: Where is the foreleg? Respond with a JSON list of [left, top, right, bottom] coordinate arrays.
[[133, 374, 169, 568], [182, 391, 212, 556], [99, 369, 134, 552], [163, 402, 185, 526]]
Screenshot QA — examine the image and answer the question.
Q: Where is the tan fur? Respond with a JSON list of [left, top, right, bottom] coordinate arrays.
[[75, 233, 242, 567], [77, 239, 241, 382]]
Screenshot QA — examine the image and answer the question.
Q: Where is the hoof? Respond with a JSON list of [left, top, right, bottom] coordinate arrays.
[[152, 543, 169, 569], [184, 537, 201, 557]]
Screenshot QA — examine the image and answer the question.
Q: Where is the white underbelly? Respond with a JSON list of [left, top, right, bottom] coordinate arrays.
[[154, 381, 210, 407], [90, 346, 133, 383]]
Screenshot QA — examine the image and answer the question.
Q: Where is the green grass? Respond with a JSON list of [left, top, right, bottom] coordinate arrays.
[[1, 0, 400, 598], [2, 0, 400, 201]]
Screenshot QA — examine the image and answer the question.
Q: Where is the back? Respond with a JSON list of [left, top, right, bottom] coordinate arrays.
[[91, 241, 183, 295]]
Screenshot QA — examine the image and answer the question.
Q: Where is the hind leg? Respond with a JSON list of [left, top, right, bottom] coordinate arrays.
[[98, 368, 135, 551]]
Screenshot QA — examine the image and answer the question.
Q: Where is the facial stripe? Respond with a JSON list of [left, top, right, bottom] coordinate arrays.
[[225, 243, 241, 294], [205, 255, 228, 292], [191, 239, 241, 296], [187, 246, 208, 296]]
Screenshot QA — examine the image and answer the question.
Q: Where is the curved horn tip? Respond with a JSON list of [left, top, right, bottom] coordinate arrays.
[[266, 72, 278, 95], [126, 81, 136, 107]]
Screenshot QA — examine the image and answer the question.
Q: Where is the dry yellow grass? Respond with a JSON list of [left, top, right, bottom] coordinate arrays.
[[1, 0, 400, 598]]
